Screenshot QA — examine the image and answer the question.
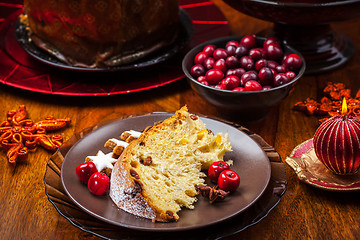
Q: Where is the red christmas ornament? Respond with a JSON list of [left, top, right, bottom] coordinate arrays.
[[314, 98, 360, 175]]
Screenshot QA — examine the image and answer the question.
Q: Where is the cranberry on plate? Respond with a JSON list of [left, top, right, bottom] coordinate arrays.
[[88, 172, 110, 196], [76, 162, 98, 184], [208, 161, 230, 182], [218, 170, 240, 192]]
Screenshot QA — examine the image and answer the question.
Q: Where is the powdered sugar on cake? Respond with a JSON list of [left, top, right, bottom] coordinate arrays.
[[109, 160, 157, 220]]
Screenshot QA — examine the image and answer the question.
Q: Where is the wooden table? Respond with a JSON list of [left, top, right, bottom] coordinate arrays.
[[1, 1, 360, 239]]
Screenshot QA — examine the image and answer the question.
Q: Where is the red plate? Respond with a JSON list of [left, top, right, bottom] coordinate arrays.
[[0, 1, 229, 96]]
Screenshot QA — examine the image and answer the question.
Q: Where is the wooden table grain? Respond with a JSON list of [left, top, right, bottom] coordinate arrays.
[[1, 1, 360, 239]]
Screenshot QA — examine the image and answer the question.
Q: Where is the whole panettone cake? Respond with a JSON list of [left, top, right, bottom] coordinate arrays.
[[22, 0, 179, 68]]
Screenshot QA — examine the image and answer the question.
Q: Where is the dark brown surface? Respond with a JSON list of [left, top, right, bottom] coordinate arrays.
[[2, 0, 360, 239]]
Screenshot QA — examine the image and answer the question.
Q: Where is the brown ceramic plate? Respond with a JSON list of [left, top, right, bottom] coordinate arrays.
[[61, 113, 271, 232]]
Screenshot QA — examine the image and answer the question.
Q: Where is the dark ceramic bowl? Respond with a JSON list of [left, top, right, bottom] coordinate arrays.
[[222, 0, 360, 74], [182, 35, 306, 122]]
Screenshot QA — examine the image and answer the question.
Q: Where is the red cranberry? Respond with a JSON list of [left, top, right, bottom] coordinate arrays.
[[233, 87, 245, 92], [197, 76, 206, 82], [276, 65, 287, 73], [203, 44, 216, 57], [264, 42, 283, 61], [249, 48, 263, 61], [88, 172, 110, 196], [225, 40, 239, 48], [226, 68, 246, 78], [244, 80, 262, 91], [199, 79, 209, 86], [221, 76, 240, 90], [286, 71, 296, 80], [225, 56, 239, 69], [283, 53, 303, 71], [267, 60, 279, 69], [270, 68, 277, 76], [239, 56, 254, 71], [194, 52, 207, 65], [206, 69, 224, 85], [255, 59, 268, 71], [76, 162, 98, 184], [225, 45, 237, 56], [258, 67, 274, 86], [274, 73, 290, 87], [235, 45, 248, 58], [240, 70, 258, 86], [203, 57, 215, 70], [190, 64, 205, 78], [282, 52, 290, 63], [213, 48, 228, 60], [240, 34, 256, 49], [214, 59, 227, 73], [262, 86, 272, 90], [215, 84, 227, 90], [263, 36, 279, 48]]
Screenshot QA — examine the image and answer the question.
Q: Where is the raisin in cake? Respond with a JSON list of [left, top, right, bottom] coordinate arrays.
[[109, 106, 232, 222], [22, 0, 179, 68]]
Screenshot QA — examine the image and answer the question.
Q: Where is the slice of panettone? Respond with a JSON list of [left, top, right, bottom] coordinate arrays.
[[109, 106, 232, 222]]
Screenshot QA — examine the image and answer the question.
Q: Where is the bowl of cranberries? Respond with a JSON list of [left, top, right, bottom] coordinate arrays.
[[182, 34, 305, 121]]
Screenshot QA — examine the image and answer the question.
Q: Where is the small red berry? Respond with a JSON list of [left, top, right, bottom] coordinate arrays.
[[240, 34, 256, 49], [203, 57, 215, 70], [225, 56, 239, 69], [233, 87, 245, 92], [205, 69, 224, 85], [283, 53, 303, 71], [244, 80, 262, 91], [218, 170, 240, 192], [249, 48, 264, 61], [264, 42, 283, 61], [214, 59, 227, 73], [76, 162, 98, 184], [199, 79, 209, 86], [194, 52, 207, 65], [286, 71, 296, 80], [190, 64, 205, 78], [258, 67, 274, 86], [255, 59, 268, 71], [221, 76, 240, 90], [208, 161, 230, 182], [274, 73, 290, 87], [240, 70, 258, 86], [263, 36, 280, 48], [235, 45, 248, 58], [215, 84, 227, 90], [87, 172, 110, 196], [213, 48, 228, 60], [203, 44, 216, 57], [225, 40, 239, 48], [239, 56, 254, 71], [226, 68, 246, 78]]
